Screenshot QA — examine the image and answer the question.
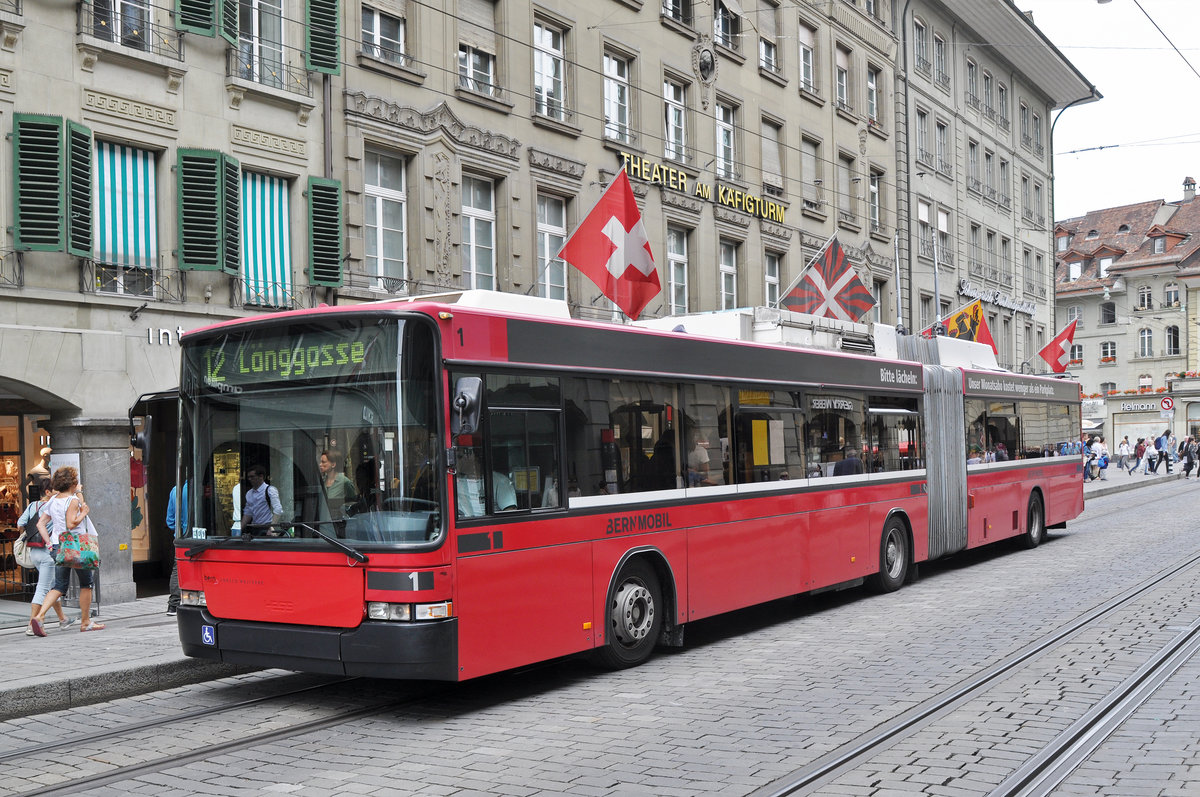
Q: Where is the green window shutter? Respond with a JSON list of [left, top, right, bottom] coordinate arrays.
[[306, 0, 341, 75], [66, 121, 93, 258], [218, 0, 238, 46], [221, 154, 241, 275], [176, 0, 216, 36], [307, 177, 343, 286], [12, 114, 65, 252], [177, 149, 223, 270]]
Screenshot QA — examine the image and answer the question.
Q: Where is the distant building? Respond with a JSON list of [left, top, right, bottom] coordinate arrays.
[[1054, 178, 1200, 441]]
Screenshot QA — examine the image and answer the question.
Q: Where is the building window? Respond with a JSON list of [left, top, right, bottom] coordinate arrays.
[[1139, 328, 1153, 358], [719, 239, 738, 309], [93, 0, 149, 50], [913, 19, 928, 72], [997, 84, 1008, 124], [240, 170, 291, 307], [715, 100, 737, 180], [869, 171, 882, 232], [459, 45, 497, 95], [873, 279, 885, 323], [714, 0, 739, 49], [933, 34, 946, 83], [533, 21, 567, 121], [537, 194, 567, 300], [761, 118, 784, 195], [362, 6, 406, 65], [1165, 282, 1180, 306], [764, 251, 780, 306], [1138, 284, 1152, 309], [966, 59, 978, 106], [837, 153, 855, 221], [758, 0, 779, 72], [1098, 256, 1112, 278], [1100, 301, 1116, 324], [835, 46, 851, 111], [1066, 305, 1081, 326], [461, 175, 495, 291], [801, 137, 821, 209], [238, 0, 285, 89], [603, 52, 632, 143], [459, 0, 498, 94], [1100, 341, 1116, 361], [1056, 235, 1069, 252], [1032, 111, 1043, 152], [935, 121, 948, 173], [915, 110, 930, 163], [94, 141, 156, 296], [1153, 236, 1166, 254], [1167, 325, 1180, 356], [1020, 102, 1030, 145], [1068, 261, 1081, 281], [983, 71, 993, 113], [1069, 344, 1083, 363], [937, 209, 950, 258], [798, 23, 816, 93], [664, 78, 688, 163], [866, 66, 879, 124], [364, 149, 407, 292], [662, 0, 692, 26], [667, 224, 689, 315], [1100, 381, 1116, 394]]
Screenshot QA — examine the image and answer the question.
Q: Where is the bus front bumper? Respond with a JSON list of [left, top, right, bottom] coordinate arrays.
[[177, 607, 459, 680]]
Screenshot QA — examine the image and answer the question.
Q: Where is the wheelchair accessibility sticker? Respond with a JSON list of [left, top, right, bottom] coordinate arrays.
[[201, 625, 216, 646]]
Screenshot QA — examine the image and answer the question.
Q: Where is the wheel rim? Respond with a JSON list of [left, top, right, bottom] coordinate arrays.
[[883, 529, 904, 580], [611, 581, 655, 647], [1030, 500, 1044, 543]]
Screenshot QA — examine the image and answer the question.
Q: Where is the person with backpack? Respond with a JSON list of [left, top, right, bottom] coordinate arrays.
[[1131, 438, 1149, 475], [18, 477, 71, 635], [1151, 430, 1171, 474], [242, 464, 283, 534]]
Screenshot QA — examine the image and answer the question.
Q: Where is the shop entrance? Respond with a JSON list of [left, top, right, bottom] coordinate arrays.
[[0, 414, 52, 604]]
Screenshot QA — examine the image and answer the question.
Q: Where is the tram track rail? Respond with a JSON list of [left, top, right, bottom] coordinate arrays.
[[752, 547, 1200, 797]]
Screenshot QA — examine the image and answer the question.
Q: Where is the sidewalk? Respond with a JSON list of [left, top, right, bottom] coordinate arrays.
[[0, 466, 1184, 721], [0, 596, 244, 721]]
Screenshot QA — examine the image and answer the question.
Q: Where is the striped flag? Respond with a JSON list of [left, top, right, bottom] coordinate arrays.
[[779, 236, 876, 322]]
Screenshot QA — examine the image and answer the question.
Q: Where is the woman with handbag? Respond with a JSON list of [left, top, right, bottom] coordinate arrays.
[[29, 466, 104, 636], [18, 477, 71, 635]]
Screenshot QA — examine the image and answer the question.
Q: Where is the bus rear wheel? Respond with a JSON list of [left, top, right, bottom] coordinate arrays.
[[595, 559, 663, 669], [1019, 493, 1045, 549], [871, 518, 909, 593]]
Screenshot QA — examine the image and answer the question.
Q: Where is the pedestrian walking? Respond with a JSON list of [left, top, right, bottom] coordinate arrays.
[[18, 477, 71, 635], [1097, 436, 1109, 481], [1116, 436, 1131, 472], [1151, 430, 1170, 474], [165, 481, 187, 616], [1182, 437, 1197, 479], [29, 466, 105, 635]]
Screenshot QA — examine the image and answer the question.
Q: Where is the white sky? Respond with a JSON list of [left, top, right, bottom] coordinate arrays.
[[1018, 0, 1200, 221]]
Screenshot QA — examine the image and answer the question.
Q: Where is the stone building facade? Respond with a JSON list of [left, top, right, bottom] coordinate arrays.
[[0, 0, 1088, 604]]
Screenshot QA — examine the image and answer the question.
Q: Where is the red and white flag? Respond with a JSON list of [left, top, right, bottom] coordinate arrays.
[[1037, 319, 1078, 373], [558, 168, 661, 320], [779, 236, 876, 322]]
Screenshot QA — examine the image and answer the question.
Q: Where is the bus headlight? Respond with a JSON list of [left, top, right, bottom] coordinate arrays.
[[181, 590, 206, 606], [367, 601, 453, 621]]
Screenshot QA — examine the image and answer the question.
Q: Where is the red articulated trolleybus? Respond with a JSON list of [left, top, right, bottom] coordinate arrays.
[[174, 292, 1083, 679]]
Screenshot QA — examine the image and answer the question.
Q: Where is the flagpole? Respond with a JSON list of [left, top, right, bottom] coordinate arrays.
[[774, 231, 838, 309], [892, 233, 906, 334]]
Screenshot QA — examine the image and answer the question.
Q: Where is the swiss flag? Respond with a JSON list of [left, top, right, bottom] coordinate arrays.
[[779, 236, 876, 322], [558, 168, 661, 320], [1037, 319, 1078, 373]]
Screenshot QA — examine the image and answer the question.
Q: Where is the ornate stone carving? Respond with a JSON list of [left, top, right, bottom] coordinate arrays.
[[662, 190, 703, 215], [691, 34, 718, 111], [231, 125, 306, 159], [760, 220, 792, 242], [528, 147, 586, 179], [83, 90, 177, 130], [346, 92, 520, 159], [714, 205, 751, 227], [432, 151, 453, 287]]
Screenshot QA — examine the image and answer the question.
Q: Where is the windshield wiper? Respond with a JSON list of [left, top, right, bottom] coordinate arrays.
[[183, 535, 255, 559], [290, 521, 370, 564]]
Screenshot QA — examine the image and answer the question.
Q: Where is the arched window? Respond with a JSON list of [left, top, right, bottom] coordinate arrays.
[[1138, 285, 1153, 310], [1166, 326, 1180, 356], [1118, 224, 1130, 233], [1139, 328, 1153, 358], [1165, 282, 1180, 306]]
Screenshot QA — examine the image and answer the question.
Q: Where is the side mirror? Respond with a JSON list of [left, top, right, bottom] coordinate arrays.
[[452, 377, 483, 436], [130, 413, 152, 465]]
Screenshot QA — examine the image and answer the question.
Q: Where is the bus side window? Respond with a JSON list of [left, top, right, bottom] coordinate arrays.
[[487, 410, 562, 512]]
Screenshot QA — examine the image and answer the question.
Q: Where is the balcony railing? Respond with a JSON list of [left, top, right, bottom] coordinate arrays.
[[915, 55, 931, 74], [80, 1, 183, 60], [228, 46, 312, 97], [935, 70, 949, 90]]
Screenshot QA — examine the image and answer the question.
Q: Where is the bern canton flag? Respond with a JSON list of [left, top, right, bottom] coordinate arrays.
[[558, 169, 661, 321], [780, 236, 876, 322]]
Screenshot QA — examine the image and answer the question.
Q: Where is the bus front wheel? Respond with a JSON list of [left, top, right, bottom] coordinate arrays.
[[871, 518, 909, 593], [595, 559, 663, 669]]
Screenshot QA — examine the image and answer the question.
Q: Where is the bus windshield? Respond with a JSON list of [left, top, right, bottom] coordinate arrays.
[[179, 316, 442, 548]]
